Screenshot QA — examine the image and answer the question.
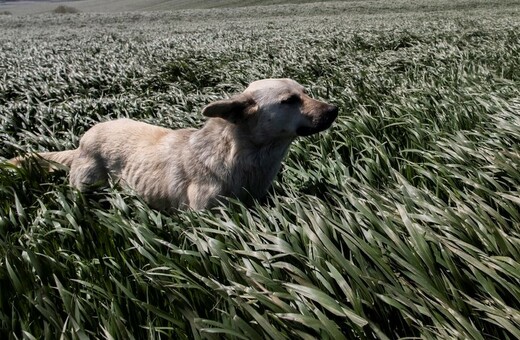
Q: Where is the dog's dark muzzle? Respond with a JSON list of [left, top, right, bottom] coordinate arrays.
[[296, 105, 338, 136]]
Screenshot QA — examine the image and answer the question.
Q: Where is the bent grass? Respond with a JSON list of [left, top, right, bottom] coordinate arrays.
[[1, 1, 520, 338]]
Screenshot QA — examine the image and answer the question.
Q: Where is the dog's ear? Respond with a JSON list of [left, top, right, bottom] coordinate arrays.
[[202, 93, 256, 123]]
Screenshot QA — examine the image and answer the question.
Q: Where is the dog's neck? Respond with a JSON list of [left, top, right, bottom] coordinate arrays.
[[191, 118, 294, 198]]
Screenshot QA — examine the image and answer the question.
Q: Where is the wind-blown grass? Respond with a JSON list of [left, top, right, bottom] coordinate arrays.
[[1, 1, 520, 338]]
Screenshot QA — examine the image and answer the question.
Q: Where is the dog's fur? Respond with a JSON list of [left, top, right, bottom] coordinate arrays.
[[10, 79, 338, 210]]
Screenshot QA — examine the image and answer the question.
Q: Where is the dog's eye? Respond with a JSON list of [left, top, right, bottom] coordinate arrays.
[[281, 94, 300, 104]]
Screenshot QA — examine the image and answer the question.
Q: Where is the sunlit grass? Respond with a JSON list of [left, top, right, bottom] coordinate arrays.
[[1, 2, 520, 339]]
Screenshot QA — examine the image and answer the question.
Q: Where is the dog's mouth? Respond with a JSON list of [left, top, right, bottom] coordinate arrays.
[[296, 107, 338, 137]]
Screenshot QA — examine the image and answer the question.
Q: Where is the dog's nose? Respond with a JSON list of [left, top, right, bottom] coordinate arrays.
[[327, 105, 339, 119]]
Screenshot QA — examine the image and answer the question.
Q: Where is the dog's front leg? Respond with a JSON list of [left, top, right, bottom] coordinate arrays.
[[186, 182, 223, 210]]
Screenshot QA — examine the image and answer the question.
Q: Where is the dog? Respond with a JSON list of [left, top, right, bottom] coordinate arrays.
[[10, 78, 338, 210]]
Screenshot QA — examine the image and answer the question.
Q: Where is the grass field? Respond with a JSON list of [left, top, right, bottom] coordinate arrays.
[[1, 0, 520, 338], [4, 0, 353, 15]]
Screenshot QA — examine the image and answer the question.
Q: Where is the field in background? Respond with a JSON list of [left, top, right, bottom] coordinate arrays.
[[3, 0, 356, 15], [1, 0, 519, 15], [1, 1, 520, 338]]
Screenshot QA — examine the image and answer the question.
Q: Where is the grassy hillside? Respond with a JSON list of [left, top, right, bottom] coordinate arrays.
[[1, 1, 520, 339], [1, 0, 518, 15], [1, 0, 335, 15]]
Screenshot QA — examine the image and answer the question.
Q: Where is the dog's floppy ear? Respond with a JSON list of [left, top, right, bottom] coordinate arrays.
[[202, 93, 256, 123]]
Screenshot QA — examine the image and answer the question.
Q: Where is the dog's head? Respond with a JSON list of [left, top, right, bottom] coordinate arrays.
[[202, 79, 338, 144]]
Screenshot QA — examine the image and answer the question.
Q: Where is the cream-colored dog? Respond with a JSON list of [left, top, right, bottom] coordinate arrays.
[[11, 79, 338, 210]]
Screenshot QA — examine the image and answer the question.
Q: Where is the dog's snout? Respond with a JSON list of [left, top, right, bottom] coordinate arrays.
[[296, 102, 338, 137], [321, 104, 338, 126], [327, 105, 339, 119]]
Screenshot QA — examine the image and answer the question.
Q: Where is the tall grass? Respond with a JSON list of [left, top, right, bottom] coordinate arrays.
[[1, 2, 520, 338]]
